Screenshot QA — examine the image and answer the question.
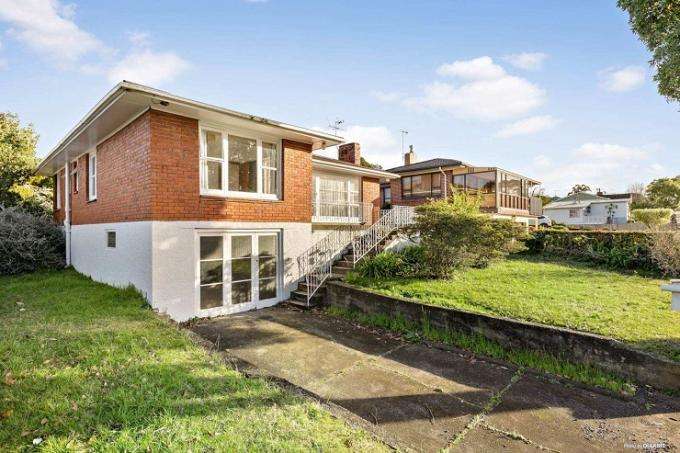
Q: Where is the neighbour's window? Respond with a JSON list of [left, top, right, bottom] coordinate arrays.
[[452, 172, 496, 194], [106, 231, 116, 248], [569, 208, 580, 218], [381, 186, 392, 207], [88, 152, 97, 201], [56, 173, 61, 209], [200, 127, 281, 199], [402, 173, 441, 198], [70, 161, 78, 194]]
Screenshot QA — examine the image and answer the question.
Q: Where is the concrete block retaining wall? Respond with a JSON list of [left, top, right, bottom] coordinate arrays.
[[325, 281, 680, 391]]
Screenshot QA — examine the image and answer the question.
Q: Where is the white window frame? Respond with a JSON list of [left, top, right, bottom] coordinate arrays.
[[70, 159, 79, 194], [195, 229, 283, 317], [199, 123, 282, 201], [88, 151, 97, 201], [56, 172, 61, 209]]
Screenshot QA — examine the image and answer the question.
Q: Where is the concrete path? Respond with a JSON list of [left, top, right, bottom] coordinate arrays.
[[190, 306, 680, 452]]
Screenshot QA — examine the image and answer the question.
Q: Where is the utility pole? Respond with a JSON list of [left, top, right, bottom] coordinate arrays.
[[400, 129, 408, 154]]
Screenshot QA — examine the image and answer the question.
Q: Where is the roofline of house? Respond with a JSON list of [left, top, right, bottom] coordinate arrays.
[[544, 198, 631, 209], [312, 156, 400, 179], [37, 81, 344, 174]]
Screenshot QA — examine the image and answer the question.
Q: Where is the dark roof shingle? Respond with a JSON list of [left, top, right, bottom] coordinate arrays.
[[386, 158, 465, 173]]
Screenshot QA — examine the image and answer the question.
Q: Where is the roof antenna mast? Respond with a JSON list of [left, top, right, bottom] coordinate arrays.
[[400, 129, 409, 154], [328, 118, 345, 135]]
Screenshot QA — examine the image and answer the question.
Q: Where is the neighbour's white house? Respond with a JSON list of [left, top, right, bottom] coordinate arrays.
[[543, 193, 631, 225]]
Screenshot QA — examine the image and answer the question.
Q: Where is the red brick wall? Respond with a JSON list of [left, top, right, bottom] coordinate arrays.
[[362, 176, 380, 223], [69, 111, 153, 225], [57, 109, 315, 225], [148, 110, 313, 222]]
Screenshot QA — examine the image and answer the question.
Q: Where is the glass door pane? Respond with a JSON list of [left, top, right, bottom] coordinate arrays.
[[230, 235, 252, 305], [258, 235, 278, 300], [199, 236, 223, 309]]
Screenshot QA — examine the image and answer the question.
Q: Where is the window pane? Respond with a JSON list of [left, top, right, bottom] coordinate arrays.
[[200, 284, 223, 309], [453, 175, 465, 190], [258, 235, 276, 257], [259, 278, 277, 300], [259, 257, 277, 279], [411, 175, 430, 197], [262, 168, 277, 195], [231, 281, 252, 304], [200, 261, 222, 285], [262, 142, 278, 168], [431, 173, 441, 194], [228, 135, 257, 192], [204, 131, 223, 158], [202, 160, 222, 190], [200, 236, 223, 260], [232, 236, 252, 258], [231, 258, 251, 281], [403, 177, 412, 191]]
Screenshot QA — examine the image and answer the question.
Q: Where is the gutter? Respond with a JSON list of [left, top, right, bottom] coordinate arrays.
[[312, 158, 400, 179]]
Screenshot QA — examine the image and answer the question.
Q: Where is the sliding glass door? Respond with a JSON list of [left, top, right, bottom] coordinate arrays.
[[198, 231, 280, 315]]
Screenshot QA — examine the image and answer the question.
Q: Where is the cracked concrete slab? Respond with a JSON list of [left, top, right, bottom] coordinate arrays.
[[189, 306, 680, 453]]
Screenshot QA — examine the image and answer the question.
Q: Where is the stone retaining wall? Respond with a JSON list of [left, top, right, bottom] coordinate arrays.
[[325, 281, 680, 391]]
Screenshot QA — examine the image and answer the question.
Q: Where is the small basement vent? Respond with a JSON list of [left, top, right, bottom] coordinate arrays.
[[106, 231, 116, 248]]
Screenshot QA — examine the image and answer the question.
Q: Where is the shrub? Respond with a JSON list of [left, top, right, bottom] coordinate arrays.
[[0, 206, 65, 275], [650, 231, 680, 278], [631, 208, 673, 228], [412, 195, 526, 278], [354, 251, 403, 279], [525, 229, 657, 273]]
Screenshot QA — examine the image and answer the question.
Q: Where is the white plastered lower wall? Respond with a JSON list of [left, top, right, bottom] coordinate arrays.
[[70, 222, 153, 300], [151, 221, 312, 321]]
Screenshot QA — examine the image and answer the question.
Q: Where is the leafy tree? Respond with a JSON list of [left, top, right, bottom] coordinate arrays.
[[0, 113, 50, 214], [646, 176, 680, 209], [411, 192, 526, 277], [631, 208, 674, 228], [568, 184, 591, 195], [618, 0, 680, 102], [360, 157, 383, 170]]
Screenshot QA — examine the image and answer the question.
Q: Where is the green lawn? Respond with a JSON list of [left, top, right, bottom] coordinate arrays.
[[0, 270, 386, 452], [348, 257, 680, 362]]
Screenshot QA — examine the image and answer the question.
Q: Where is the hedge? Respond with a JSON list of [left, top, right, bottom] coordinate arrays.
[[525, 230, 658, 273]]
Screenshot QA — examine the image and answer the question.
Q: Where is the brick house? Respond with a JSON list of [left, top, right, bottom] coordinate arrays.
[[39, 82, 398, 321], [382, 146, 541, 224]]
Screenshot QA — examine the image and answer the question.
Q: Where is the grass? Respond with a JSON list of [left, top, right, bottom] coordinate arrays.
[[347, 256, 680, 362], [0, 269, 387, 452], [325, 306, 635, 396]]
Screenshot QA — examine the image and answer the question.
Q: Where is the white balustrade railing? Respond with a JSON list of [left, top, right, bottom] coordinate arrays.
[[296, 227, 362, 305], [352, 205, 416, 265]]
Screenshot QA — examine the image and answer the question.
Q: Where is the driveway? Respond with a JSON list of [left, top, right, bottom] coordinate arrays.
[[190, 306, 680, 452]]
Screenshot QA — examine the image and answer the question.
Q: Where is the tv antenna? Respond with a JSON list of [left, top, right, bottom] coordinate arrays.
[[400, 129, 409, 154], [328, 118, 345, 135]]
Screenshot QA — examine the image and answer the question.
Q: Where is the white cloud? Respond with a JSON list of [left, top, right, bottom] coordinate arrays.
[[313, 125, 401, 168], [437, 56, 506, 80], [503, 52, 548, 71], [599, 66, 645, 92], [572, 142, 648, 160], [404, 56, 547, 121], [370, 90, 403, 102], [127, 31, 150, 47], [0, 0, 107, 63], [496, 115, 558, 138], [533, 142, 663, 195], [108, 49, 189, 86]]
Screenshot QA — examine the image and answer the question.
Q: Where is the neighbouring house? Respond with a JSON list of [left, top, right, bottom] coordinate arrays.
[[39, 81, 398, 321], [382, 146, 541, 224], [543, 192, 631, 225]]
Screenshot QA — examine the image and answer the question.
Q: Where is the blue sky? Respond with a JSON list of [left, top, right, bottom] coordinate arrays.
[[0, 0, 678, 196]]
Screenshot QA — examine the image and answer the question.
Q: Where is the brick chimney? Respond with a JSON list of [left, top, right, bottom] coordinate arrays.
[[338, 142, 361, 166], [404, 145, 416, 166]]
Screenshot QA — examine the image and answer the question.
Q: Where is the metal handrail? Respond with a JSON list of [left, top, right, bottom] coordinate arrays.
[[352, 205, 416, 265]]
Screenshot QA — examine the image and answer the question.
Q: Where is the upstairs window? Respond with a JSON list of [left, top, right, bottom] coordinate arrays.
[[88, 152, 97, 201], [70, 161, 79, 193], [200, 127, 280, 199]]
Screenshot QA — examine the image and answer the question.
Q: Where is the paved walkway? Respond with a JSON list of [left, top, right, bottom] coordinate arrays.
[[190, 306, 680, 452]]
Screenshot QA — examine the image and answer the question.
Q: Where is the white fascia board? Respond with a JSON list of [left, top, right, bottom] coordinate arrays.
[[312, 158, 400, 179]]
